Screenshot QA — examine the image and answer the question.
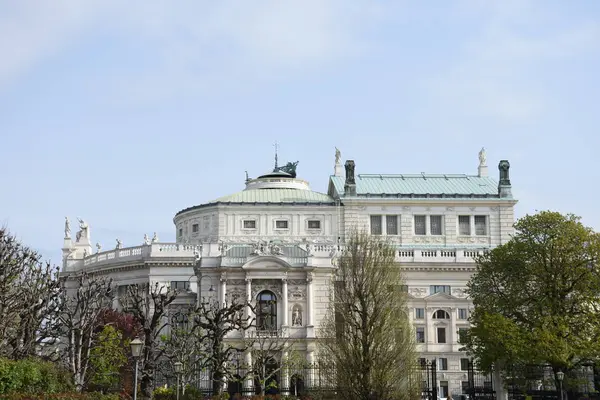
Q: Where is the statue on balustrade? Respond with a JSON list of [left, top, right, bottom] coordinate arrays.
[[96, 243, 102, 253], [64, 217, 71, 239], [144, 234, 150, 245], [292, 306, 302, 327], [115, 238, 123, 249], [76, 218, 89, 242], [335, 147, 341, 164], [152, 232, 159, 243]]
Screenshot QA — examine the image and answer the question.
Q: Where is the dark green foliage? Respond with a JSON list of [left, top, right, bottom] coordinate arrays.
[[0, 357, 73, 395], [466, 211, 600, 372]]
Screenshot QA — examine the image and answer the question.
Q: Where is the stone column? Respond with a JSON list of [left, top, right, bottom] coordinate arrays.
[[245, 350, 253, 391], [246, 278, 253, 321], [282, 275, 289, 327], [220, 273, 227, 306], [306, 350, 315, 387], [426, 307, 433, 351], [306, 272, 315, 338], [450, 307, 457, 349]]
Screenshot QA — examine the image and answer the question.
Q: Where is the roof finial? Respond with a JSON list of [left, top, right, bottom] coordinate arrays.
[[273, 141, 279, 171]]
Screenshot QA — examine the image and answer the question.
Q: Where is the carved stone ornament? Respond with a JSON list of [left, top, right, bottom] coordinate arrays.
[[409, 288, 427, 297], [306, 272, 314, 282], [227, 288, 245, 301], [251, 279, 282, 299], [288, 279, 305, 286], [490, 206, 499, 211], [292, 305, 303, 327], [452, 288, 468, 298], [228, 279, 246, 286], [288, 287, 306, 301], [446, 207, 454, 211], [220, 272, 227, 282]]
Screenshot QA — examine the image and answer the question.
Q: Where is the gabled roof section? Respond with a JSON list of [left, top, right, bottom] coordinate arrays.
[[424, 292, 457, 301], [329, 174, 500, 199]]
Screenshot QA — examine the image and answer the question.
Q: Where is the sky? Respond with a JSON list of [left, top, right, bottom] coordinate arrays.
[[1, 0, 599, 265]]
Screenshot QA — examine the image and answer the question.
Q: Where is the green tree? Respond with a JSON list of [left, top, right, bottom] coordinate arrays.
[[89, 325, 128, 391], [466, 211, 600, 374], [320, 231, 420, 400]]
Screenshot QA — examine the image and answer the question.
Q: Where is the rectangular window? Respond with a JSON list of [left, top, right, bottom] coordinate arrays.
[[243, 220, 256, 229], [415, 308, 425, 319], [414, 215, 426, 235], [458, 215, 471, 235], [474, 215, 487, 235], [461, 358, 470, 371], [170, 281, 190, 290], [370, 215, 382, 235], [440, 381, 449, 398], [439, 358, 448, 370], [430, 215, 443, 235], [386, 215, 398, 235], [416, 327, 425, 343], [275, 220, 288, 229], [192, 224, 199, 233], [430, 285, 451, 295], [307, 220, 321, 229], [458, 327, 468, 344], [178, 228, 183, 237], [437, 327, 446, 343], [458, 308, 468, 320]]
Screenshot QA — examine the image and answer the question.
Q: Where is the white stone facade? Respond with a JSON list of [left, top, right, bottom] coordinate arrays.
[[60, 149, 517, 397]]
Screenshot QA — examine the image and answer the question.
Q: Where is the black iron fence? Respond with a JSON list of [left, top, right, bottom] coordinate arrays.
[[154, 360, 438, 398], [507, 364, 600, 400]]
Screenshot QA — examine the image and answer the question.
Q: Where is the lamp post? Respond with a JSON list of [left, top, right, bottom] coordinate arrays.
[[130, 338, 144, 400], [557, 370, 565, 400], [174, 361, 183, 400]]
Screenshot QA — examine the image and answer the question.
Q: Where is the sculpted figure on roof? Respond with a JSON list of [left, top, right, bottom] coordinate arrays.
[[335, 147, 341, 164], [478, 147, 487, 166]]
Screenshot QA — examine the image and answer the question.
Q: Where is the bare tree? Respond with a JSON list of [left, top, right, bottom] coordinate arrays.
[[160, 306, 205, 394], [0, 227, 62, 360], [120, 282, 178, 400], [320, 231, 420, 400], [57, 272, 114, 392], [193, 295, 255, 396], [245, 329, 302, 396]]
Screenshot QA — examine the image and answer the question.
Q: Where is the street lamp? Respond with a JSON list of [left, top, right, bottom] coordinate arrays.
[[174, 361, 183, 400], [557, 370, 565, 400], [130, 338, 144, 400]]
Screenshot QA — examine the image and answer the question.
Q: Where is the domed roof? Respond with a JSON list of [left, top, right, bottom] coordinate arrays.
[[174, 166, 335, 217]]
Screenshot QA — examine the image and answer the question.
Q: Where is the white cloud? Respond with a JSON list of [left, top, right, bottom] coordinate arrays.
[[0, 0, 386, 97], [424, 2, 600, 123]]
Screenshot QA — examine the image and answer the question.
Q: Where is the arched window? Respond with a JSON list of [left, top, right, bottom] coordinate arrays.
[[257, 290, 277, 330], [432, 309, 450, 319]]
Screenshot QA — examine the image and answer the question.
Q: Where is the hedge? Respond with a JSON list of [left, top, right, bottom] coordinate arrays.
[[0, 358, 73, 395]]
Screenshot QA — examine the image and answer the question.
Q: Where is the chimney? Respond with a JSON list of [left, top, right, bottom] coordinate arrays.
[[344, 160, 356, 196], [498, 160, 512, 198]]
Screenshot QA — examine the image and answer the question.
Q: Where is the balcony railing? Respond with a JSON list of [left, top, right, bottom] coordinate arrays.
[[75, 241, 487, 270]]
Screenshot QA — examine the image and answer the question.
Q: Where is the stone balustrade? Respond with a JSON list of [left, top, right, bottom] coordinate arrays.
[[78, 241, 486, 269]]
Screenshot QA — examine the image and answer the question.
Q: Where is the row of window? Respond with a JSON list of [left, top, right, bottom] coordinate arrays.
[[242, 219, 322, 230], [416, 326, 468, 344], [370, 214, 488, 236], [414, 308, 469, 320], [419, 357, 473, 371]]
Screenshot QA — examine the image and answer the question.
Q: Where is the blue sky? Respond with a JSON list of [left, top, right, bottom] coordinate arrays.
[[1, 0, 599, 264]]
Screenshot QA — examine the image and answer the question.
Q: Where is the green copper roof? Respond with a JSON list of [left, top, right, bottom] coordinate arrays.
[[330, 174, 500, 198], [176, 188, 335, 216], [213, 189, 334, 204]]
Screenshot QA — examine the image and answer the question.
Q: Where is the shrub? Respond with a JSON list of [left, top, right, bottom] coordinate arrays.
[[0, 357, 73, 395]]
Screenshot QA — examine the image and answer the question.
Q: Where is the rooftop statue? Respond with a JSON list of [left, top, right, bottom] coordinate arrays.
[[335, 147, 341, 164], [479, 147, 487, 166], [64, 217, 71, 239], [276, 161, 299, 178], [76, 218, 89, 242]]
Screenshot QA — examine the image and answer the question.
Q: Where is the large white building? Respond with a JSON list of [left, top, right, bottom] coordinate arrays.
[[61, 148, 516, 397]]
